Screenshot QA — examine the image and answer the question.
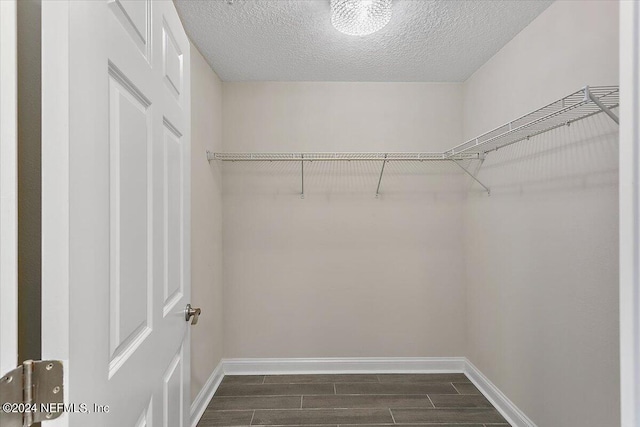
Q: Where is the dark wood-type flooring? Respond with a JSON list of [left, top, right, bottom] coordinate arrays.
[[197, 374, 511, 426]]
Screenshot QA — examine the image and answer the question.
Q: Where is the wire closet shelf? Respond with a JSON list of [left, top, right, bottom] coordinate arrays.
[[445, 85, 619, 157], [208, 85, 620, 196]]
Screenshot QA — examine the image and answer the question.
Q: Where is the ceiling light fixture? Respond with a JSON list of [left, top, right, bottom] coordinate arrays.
[[331, 0, 392, 36]]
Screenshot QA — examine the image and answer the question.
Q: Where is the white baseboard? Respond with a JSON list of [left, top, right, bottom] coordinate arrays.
[[221, 357, 467, 375], [190, 357, 536, 427], [464, 359, 537, 427], [190, 361, 224, 427]]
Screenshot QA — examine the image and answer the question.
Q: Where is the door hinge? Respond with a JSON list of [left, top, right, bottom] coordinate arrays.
[[0, 360, 64, 426]]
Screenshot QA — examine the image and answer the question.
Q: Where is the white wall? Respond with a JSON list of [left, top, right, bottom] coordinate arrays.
[[462, 2, 619, 426], [190, 45, 224, 401], [222, 82, 469, 358]]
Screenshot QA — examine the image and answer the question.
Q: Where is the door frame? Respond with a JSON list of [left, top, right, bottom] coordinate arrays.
[[0, 0, 18, 376], [41, 1, 70, 420], [619, 1, 640, 426]]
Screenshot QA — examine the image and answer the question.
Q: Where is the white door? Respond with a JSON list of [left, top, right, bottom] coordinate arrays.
[[0, 0, 18, 378], [41, 1, 192, 426]]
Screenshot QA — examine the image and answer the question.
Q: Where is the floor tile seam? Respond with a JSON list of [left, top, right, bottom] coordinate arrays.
[[243, 424, 498, 427], [213, 393, 455, 398], [302, 406, 470, 410], [213, 393, 458, 399], [215, 395, 460, 398], [206, 407, 503, 413], [228, 408, 401, 412], [223, 381, 468, 385], [425, 395, 435, 409]]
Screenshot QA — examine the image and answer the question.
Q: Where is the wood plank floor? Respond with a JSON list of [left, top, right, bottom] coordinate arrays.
[[197, 374, 511, 426]]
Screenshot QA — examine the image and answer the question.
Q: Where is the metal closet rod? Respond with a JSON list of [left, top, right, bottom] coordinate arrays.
[[207, 85, 620, 198]]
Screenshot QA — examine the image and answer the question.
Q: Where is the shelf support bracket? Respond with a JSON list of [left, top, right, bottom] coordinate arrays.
[[375, 154, 387, 198], [451, 159, 490, 195], [300, 155, 304, 199], [585, 86, 619, 124], [472, 154, 486, 177]]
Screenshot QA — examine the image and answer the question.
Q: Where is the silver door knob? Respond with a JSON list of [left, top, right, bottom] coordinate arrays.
[[185, 304, 201, 325]]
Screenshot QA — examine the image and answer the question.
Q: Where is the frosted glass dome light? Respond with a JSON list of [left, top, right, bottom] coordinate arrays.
[[331, 0, 392, 36]]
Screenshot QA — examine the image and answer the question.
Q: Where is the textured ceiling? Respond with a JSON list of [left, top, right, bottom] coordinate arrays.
[[175, 0, 553, 82]]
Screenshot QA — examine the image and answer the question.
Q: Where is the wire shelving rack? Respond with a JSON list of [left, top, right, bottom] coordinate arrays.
[[208, 85, 620, 197]]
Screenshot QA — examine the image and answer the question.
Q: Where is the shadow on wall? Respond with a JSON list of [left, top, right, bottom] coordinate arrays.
[[463, 108, 620, 426], [222, 159, 479, 201], [469, 110, 619, 197], [221, 107, 618, 200]]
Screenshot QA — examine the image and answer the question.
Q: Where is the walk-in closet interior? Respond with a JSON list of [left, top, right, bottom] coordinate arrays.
[[179, 1, 620, 426]]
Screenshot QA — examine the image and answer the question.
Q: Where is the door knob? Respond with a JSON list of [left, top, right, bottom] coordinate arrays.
[[185, 304, 201, 325]]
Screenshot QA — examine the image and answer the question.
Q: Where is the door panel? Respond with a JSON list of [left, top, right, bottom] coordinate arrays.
[[162, 22, 184, 101], [163, 345, 184, 427], [41, 1, 191, 426], [135, 399, 153, 427], [108, 0, 151, 60], [108, 67, 154, 377], [163, 120, 184, 315]]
